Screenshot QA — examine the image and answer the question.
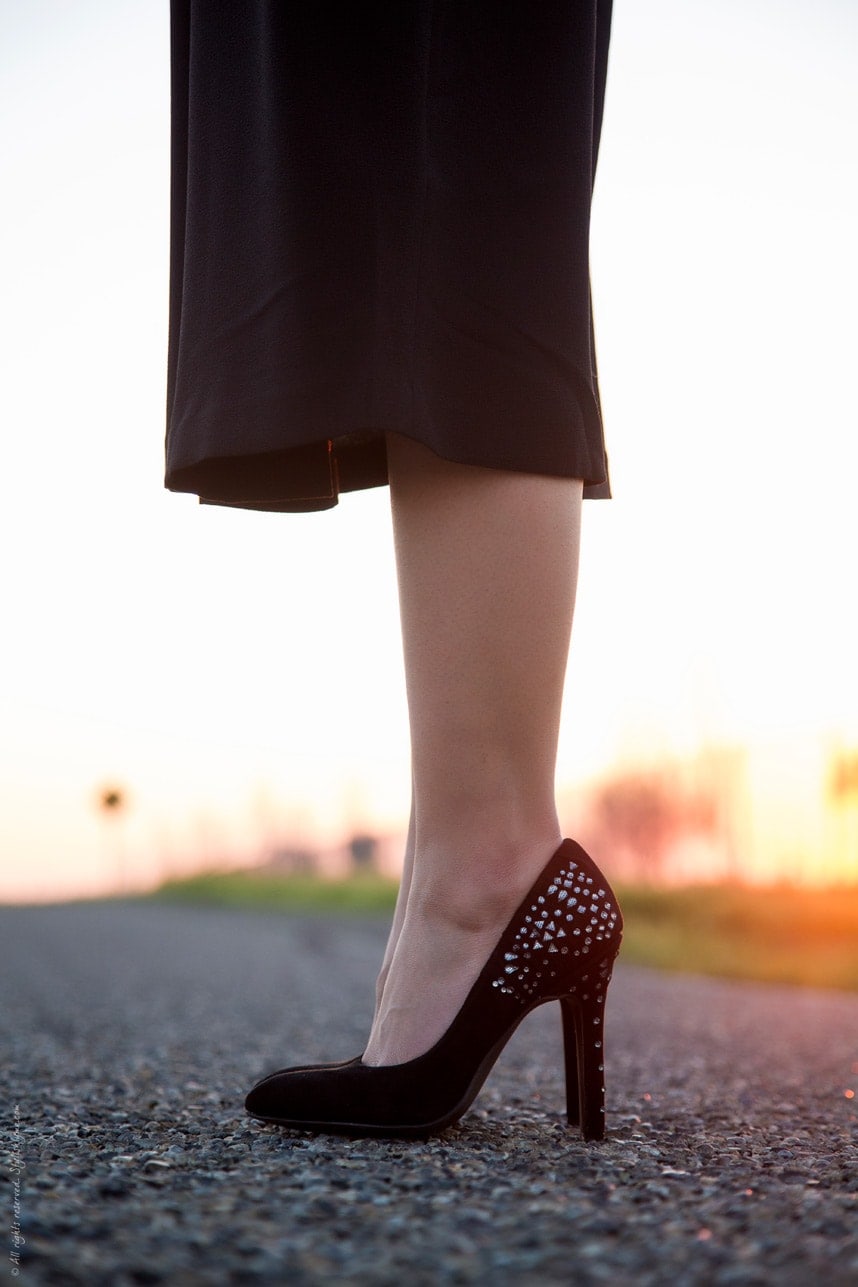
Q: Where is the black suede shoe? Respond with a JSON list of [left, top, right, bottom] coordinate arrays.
[[245, 839, 622, 1140]]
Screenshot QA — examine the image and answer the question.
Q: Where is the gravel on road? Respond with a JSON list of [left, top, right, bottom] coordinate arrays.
[[1, 900, 856, 1285]]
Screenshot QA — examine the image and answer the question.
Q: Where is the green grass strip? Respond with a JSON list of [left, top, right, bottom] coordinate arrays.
[[149, 869, 399, 915], [616, 882, 858, 991], [147, 871, 858, 991]]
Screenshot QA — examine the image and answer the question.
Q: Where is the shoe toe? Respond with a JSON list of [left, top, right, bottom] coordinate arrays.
[[244, 1056, 362, 1120], [244, 1075, 281, 1118], [244, 1066, 331, 1123]]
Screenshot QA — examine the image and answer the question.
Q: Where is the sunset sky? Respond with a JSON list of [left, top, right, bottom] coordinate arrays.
[[1, 0, 856, 900]]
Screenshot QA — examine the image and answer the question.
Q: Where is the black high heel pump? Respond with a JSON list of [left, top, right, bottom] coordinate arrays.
[[245, 839, 622, 1140]]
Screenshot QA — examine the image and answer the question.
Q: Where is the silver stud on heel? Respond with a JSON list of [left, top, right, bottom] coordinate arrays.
[[491, 858, 621, 1000]]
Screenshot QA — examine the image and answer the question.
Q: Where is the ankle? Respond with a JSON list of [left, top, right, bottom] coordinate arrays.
[[408, 830, 563, 935]]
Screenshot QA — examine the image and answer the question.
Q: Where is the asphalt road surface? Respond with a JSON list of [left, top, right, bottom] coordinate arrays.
[[1, 900, 856, 1285]]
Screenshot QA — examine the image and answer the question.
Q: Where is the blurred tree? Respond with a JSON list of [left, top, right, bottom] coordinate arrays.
[[588, 771, 717, 883], [830, 752, 858, 802], [829, 750, 858, 880]]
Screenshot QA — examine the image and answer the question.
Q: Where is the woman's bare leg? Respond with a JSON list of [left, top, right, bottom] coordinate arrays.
[[363, 434, 583, 1067], [373, 794, 414, 1018]]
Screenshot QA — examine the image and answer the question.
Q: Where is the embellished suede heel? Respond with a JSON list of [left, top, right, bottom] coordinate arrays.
[[559, 955, 615, 1139], [245, 839, 623, 1140]]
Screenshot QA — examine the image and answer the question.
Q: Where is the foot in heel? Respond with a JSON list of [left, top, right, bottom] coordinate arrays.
[[244, 839, 622, 1138]]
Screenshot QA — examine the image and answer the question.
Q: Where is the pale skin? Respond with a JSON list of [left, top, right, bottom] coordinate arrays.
[[363, 433, 583, 1067]]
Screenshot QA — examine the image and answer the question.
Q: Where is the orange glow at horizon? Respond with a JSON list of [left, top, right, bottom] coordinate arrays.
[[2, 712, 857, 902]]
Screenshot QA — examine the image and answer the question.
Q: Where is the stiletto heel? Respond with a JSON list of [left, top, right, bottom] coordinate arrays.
[[560, 953, 616, 1141], [245, 839, 622, 1139], [560, 995, 580, 1128]]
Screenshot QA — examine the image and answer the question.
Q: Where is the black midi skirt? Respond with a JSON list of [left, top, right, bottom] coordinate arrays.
[[166, 2, 613, 512]]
